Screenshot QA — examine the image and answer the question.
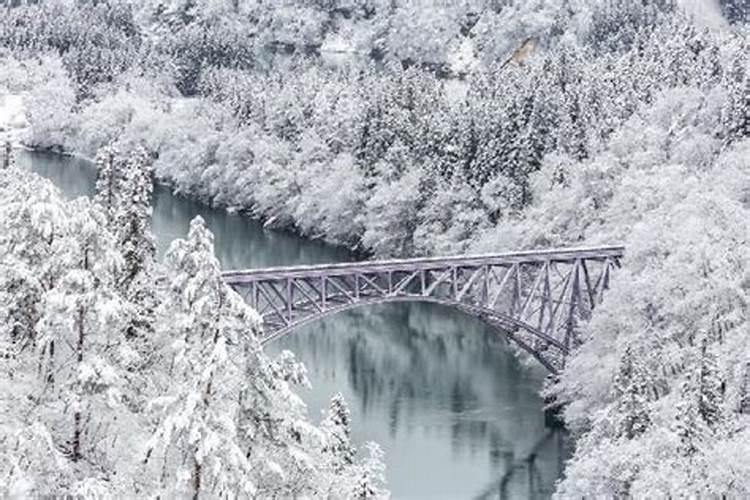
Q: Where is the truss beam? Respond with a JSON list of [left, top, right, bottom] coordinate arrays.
[[224, 245, 625, 373]]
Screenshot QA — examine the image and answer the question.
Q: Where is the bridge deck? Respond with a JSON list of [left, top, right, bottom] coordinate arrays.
[[223, 245, 625, 282]]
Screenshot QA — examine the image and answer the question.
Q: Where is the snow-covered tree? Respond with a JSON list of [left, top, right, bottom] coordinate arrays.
[[318, 394, 388, 499], [0, 421, 72, 497], [144, 216, 388, 497], [1, 141, 13, 170], [35, 199, 126, 465], [94, 143, 155, 289], [94, 144, 121, 227], [143, 216, 256, 497], [613, 345, 653, 441], [0, 170, 73, 354], [673, 334, 727, 457], [321, 393, 356, 471], [116, 145, 155, 288], [93, 143, 157, 342]]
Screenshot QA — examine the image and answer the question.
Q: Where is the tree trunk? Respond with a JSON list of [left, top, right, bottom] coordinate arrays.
[[73, 304, 85, 462], [193, 458, 202, 500], [73, 248, 89, 462]]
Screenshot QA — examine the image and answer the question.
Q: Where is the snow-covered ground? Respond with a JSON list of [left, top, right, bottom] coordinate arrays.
[[0, 93, 29, 144]]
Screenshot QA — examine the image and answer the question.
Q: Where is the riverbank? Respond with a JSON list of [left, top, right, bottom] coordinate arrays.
[[7, 65, 484, 259]]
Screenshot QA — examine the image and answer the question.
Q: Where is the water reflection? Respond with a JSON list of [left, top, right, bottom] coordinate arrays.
[[19, 149, 568, 499], [271, 302, 568, 499], [475, 431, 569, 500]]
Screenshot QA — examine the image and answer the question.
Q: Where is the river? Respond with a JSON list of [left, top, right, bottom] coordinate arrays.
[[18, 149, 569, 500]]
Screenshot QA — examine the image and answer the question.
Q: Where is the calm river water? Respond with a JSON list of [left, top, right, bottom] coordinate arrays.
[[19, 149, 569, 499]]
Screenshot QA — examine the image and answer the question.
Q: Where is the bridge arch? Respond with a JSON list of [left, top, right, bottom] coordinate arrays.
[[256, 295, 566, 373], [224, 246, 624, 374]]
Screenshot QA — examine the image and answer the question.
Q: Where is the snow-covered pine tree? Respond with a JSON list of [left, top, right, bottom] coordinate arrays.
[[741, 362, 750, 414], [0, 173, 73, 496], [94, 143, 121, 227], [35, 198, 126, 466], [116, 145, 155, 289], [696, 334, 725, 429], [94, 143, 156, 289], [0, 170, 71, 288], [720, 43, 749, 148], [557, 80, 589, 162], [321, 393, 356, 471], [0, 171, 75, 375], [118, 146, 157, 341], [236, 322, 331, 497], [94, 144, 157, 339], [613, 345, 653, 440], [349, 442, 388, 500], [318, 393, 388, 499], [0, 260, 42, 353], [673, 333, 726, 457], [144, 216, 255, 498], [720, 0, 748, 24], [2, 141, 13, 170]]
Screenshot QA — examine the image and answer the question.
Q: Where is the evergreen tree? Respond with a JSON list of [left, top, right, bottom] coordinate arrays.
[[719, 0, 748, 25], [35, 199, 125, 465], [0, 260, 42, 352], [613, 345, 652, 440], [93, 144, 120, 227], [0, 171, 73, 360], [144, 216, 255, 498], [236, 320, 333, 497], [2, 141, 13, 170], [116, 145, 155, 289], [673, 334, 726, 457], [94, 143, 156, 288], [94, 144, 156, 340], [321, 393, 356, 471], [720, 44, 749, 147], [349, 443, 388, 500]]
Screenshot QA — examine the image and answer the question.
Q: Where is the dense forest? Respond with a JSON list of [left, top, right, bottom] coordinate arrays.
[[0, 154, 387, 496], [1, 0, 749, 497]]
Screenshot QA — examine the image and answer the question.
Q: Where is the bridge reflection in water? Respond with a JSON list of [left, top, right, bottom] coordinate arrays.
[[268, 300, 573, 499]]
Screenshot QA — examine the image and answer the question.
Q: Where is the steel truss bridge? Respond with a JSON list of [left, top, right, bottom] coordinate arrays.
[[223, 246, 625, 373]]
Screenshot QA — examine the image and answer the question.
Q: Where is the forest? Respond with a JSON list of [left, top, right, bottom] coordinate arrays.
[[0, 0, 749, 497]]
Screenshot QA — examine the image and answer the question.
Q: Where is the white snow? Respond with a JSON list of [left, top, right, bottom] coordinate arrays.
[[677, 0, 728, 30], [0, 93, 29, 143], [447, 37, 479, 75], [320, 33, 353, 54]]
